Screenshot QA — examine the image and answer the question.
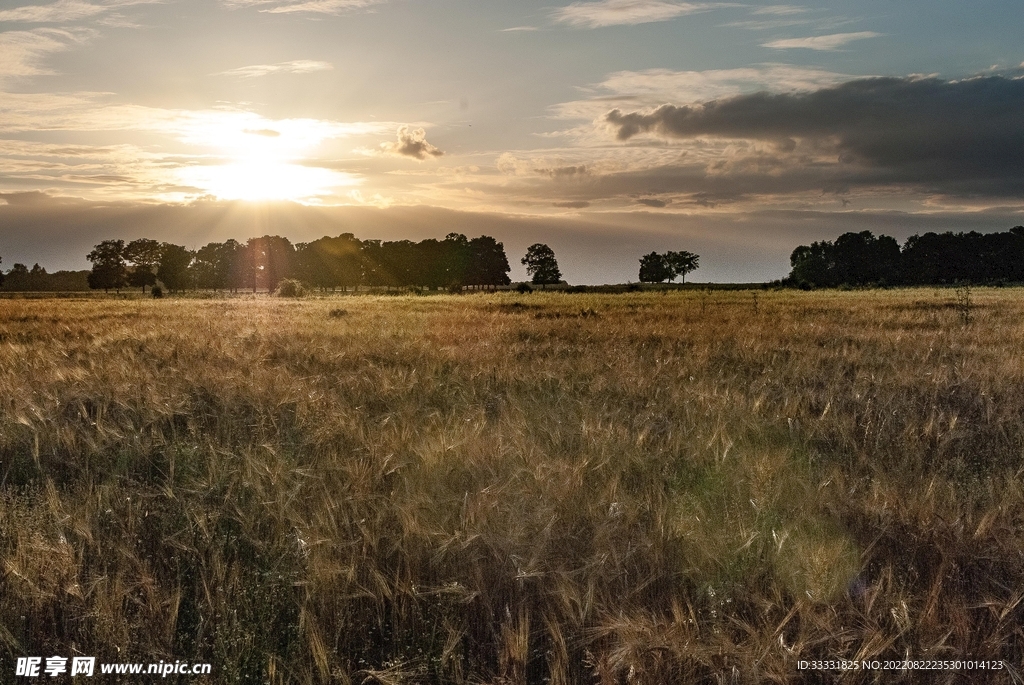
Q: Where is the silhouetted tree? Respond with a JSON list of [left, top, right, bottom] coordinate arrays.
[[638, 252, 672, 283], [639, 250, 700, 283], [789, 242, 832, 287], [191, 240, 241, 291], [124, 238, 163, 292], [245, 236, 295, 292], [522, 243, 561, 287], [0, 257, 4, 288], [790, 231, 899, 287], [295, 233, 363, 292], [87, 240, 128, 292], [157, 243, 193, 292], [466, 235, 511, 289], [664, 251, 700, 282]]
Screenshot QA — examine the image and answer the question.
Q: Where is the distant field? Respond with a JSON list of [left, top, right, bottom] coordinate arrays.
[[1, 289, 1022, 683]]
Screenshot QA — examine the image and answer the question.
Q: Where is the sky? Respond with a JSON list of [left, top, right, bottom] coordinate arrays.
[[0, 0, 1022, 283]]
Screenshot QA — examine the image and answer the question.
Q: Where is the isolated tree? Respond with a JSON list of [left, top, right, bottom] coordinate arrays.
[[157, 243, 193, 292], [638, 252, 672, 283], [124, 238, 163, 292], [0, 256, 4, 288], [639, 250, 699, 283], [87, 239, 128, 292], [521, 243, 561, 287], [664, 250, 699, 282]]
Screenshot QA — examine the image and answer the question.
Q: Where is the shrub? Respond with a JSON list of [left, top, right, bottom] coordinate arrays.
[[274, 279, 307, 298], [515, 283, 533, 294]]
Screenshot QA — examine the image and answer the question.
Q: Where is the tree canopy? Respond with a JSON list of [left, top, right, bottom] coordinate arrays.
[[521, 243, 561, 286], [86, 240, 128, 292], [638, 250, 700, 283], [81, 232, 513, 293], [788, 227, 1024, 287]]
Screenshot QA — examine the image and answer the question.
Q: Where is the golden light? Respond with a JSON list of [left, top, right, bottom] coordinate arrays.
[[177, 162, 359, 202], [172, 111, 373, 202]]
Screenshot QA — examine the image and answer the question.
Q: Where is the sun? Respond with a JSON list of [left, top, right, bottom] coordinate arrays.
[[175, 113, 362, 202], [179, 161, 358, 202]]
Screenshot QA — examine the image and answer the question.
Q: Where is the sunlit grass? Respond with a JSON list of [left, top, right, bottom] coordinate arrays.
[[1, 288, 1022, 683]]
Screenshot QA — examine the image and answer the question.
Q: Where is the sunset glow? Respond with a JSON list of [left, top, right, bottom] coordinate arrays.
[[176, 162, 360, 202]]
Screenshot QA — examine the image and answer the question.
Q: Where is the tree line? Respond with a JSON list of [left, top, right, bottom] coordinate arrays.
[[81, 233, 519, 293], [0, 261, 89, 292], [788, 227, 1024, 288]]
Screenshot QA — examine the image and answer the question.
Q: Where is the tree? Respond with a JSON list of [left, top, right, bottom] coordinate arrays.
[[124, 238, 163, 292], [157, 243, 193, 292], [192, 240, 240, 290], [0, 256, 4, 288], [295, 233, 363, 292], [521, 243, 561, 287], [467, 235, 511, 289], [664, 250, 699, 282], [638, 252, 672, 283], [245, 235, 295, 292], [87, 240, 128, 292], [639, 250, 699, 283]]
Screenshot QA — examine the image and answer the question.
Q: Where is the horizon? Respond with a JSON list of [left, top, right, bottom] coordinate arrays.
[[1, 0, 1023, 283]]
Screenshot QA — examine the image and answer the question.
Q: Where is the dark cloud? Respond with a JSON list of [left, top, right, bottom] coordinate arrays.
[[636, 198, 668, 207], [553, 201, 590, 208], [536, 165, 588, 178], [605, 75, 1024, 198], [380, 125, 444, 160], [0, 191, 76, 206]]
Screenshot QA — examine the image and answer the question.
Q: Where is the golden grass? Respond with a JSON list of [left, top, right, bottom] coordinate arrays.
[[1, 288, 1023, 683]]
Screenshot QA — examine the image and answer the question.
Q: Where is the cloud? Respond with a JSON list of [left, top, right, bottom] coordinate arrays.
[[0, 0, 160, 23], [553, 201, 591, 208], [636, 197, 668, 207], [0, 93, 393, 202], [752, 5, 808, 15], [536, 165, 588, 178], [550, 64, 853, 122], [222, 0, 383, 14], [552, 0, 727, 29], [602, 75, 1024, 198], [380, 126, 444, 161], [0, 27, 87, 81], [762, 31, 880, 50], [214, 60, 334, 78], [501, 26, 539, 32]]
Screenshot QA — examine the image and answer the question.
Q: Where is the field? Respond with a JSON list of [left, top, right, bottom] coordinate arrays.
[[1, 289, 1023, 683]]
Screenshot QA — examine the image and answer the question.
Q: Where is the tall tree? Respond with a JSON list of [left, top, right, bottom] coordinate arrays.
[[157, 243, 193, 292], [87, 240, 128, 292], [441, 233, 472, 288], [124, 238, 163, 292], [664, 251, 700, 283], [246, 236, 295, 292], [0, 256, 4, 288], [521, 243, 561, 287], [192, 240, 239, 290], [467, 235, 511, 289]]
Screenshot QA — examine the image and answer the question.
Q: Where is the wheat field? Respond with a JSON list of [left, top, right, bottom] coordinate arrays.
[[1, 289, 1022, 683]]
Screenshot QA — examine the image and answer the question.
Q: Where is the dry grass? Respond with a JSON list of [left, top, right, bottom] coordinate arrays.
[[1, 288, 1023, 683]]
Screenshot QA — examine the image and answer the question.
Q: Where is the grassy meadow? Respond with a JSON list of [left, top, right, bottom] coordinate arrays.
[[1, 288, 1023, 683]]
